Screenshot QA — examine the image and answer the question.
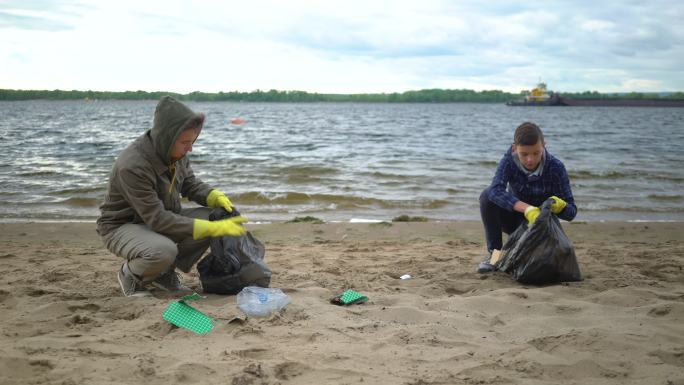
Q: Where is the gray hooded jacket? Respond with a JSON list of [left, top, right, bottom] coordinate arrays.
[[96, 96, 213, 241]]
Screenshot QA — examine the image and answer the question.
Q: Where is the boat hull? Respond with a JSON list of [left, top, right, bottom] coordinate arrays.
[[507, 97, 684, 107], [559, 98, 684, 107]]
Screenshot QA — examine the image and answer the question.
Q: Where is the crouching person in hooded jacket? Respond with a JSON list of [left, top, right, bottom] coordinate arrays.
[[97, 96, 247, 297]]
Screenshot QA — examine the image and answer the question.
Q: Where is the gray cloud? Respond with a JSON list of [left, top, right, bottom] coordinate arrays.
[[1, 0, 682, 92], [0, 0, 90, 31], [123, 0, 683, 92], [248, 1, 684, 91], [0, 11, 71, 31]]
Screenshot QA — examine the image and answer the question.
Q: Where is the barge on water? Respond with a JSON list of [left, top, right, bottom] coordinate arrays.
[[506, 82, 684, 107]]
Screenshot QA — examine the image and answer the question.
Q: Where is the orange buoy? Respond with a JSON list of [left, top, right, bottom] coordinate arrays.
[[230, 118, 246, 125]]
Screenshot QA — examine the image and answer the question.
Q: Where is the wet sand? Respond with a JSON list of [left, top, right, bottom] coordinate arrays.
[[1, 221, 683, 385]]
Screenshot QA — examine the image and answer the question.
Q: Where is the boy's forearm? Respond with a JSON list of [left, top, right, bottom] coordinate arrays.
[[557, 202, 577, 221], [513, 200, 531, 213], [557, 163, 576, 220], [488, 184, 518, 212]]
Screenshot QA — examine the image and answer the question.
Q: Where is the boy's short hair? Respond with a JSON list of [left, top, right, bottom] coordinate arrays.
[[514, 122, 544, 146]]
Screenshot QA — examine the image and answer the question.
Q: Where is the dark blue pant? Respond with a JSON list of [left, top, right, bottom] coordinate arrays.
[[480, 187, 524, 253]]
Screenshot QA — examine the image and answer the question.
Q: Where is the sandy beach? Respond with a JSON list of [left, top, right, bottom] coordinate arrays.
[[1, 220, 683, 385]]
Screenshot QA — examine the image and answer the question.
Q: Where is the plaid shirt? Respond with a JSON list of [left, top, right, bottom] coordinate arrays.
[[487, 148, 577, 221]]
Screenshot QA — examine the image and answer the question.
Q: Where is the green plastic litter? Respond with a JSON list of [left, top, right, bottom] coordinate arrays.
[[162, 293, 214, 334], [331, 289, 369, 306]]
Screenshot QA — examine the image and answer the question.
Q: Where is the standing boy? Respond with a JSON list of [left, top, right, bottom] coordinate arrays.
[[478, 121, 577, 272]]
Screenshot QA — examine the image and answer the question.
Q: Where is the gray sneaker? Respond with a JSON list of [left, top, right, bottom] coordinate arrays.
[[477, 262, 496, 274], [476, 251, 497, 274], [150, 269, 194, 296], [117, 265, 151, 297]]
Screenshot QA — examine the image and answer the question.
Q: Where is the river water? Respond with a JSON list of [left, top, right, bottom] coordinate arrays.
[[1, 100, 683, 222]]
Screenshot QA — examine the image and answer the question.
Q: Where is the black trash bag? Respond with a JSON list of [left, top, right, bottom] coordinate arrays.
[[197, 208, 272, 294], [495, 199, 582, 285]]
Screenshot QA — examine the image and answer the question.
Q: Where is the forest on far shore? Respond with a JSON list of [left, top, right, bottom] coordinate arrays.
[[1, 88, 682, 102]]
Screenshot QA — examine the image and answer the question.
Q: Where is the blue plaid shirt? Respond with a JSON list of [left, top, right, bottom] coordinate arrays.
[[487, 148, 577, 221]]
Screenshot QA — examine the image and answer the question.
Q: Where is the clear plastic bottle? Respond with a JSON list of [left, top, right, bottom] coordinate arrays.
[[236, 286, 291, 317]]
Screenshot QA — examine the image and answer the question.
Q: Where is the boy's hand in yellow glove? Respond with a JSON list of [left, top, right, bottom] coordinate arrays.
[[524, 206, 541, 225], [193, 216, 248, 240], [207, 189, 234, 213], [550, 196, 567, 214]]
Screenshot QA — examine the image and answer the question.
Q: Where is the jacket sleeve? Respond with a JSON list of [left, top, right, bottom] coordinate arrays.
[[116, 166, 195, 239], [487, 153, 519, 211], [552, 163, 577, 221], [179, 158, 213, 205]]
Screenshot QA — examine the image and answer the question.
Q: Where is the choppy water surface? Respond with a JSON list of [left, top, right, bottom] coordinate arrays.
[[1, 100, 683, 222]]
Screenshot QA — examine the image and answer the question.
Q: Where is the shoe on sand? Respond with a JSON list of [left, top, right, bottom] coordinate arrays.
[[117, 264, 151, 297], [150, 269, 194, 296], [477, 249, 501, 273], [477, 262, 496, 274]]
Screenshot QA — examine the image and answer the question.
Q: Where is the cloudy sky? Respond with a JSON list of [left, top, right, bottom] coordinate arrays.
[[1, 0, 682, 94]]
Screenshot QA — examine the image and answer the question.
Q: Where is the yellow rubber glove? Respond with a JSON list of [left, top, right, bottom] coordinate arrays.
[[193, 216, 248, 240], [207, 189, 234, 213], [550, 196, 567, 214], [524, 206, 541, 225]]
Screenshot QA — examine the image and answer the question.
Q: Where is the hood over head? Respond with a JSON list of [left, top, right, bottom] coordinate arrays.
[[150, 96, 205, 165]]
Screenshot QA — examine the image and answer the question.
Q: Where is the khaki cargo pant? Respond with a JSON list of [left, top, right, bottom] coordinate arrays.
[[102, 207, 211, 282]]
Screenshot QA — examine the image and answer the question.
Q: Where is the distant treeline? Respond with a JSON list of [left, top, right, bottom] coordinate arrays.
[[560, 90, 684, 100], [1, 88, 682, 102], [0, 88, 515, 102]]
